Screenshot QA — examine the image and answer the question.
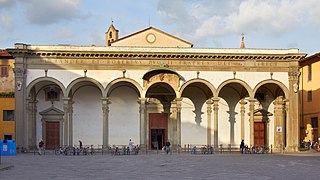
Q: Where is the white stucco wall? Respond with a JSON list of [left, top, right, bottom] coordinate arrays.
[[73, 86, 103, 146], [109, 86, 140, 145]]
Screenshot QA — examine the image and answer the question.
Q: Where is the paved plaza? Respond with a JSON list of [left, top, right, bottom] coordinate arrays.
[[0, 151, 320, 180]]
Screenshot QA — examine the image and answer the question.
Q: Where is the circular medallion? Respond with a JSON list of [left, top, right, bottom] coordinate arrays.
[[146, 33, 156, 43]]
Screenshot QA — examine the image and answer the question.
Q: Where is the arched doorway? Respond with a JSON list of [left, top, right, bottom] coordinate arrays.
[[146, 82, 176, 150]]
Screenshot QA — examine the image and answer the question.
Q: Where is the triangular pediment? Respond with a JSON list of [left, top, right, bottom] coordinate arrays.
[[39, 106, 64, 116], [110, 27, 193, 47], [253, 109, 273, 116]]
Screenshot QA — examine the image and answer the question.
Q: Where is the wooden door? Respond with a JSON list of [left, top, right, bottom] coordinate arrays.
[[149, 113, 168, 149], [45, 121, 60, 149], [254, 122, 265, 146]]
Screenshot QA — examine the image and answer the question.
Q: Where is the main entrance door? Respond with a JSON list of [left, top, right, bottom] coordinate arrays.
[[149, 113, 168, 150], [45, 121, 60, 149], [254, 122, 265, 146]]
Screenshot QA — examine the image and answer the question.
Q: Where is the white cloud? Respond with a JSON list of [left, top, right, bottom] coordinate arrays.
[[157, 0, 320, 43], [0, 14, 14, 30], [18, 0, 87, 25], [0, 0, 15, 9], [53, 27, 76, 40]]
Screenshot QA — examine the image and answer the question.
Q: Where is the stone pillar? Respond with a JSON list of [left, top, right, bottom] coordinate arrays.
[[249, 98, 256, 147], [206, 99, 213, 146], [27, 98, 37, 147], [273, 96, 285, 152], [240, 99, 247, 141], [13, 53, 27, 149], [138, 98, 147, 146], [176, 98, 182, 146], [170, 100, 178, 145], [287, 71, 300, 152], [213, 98, 219, 148], [63, 98, 70, 146], [102, 98, 111, 147]]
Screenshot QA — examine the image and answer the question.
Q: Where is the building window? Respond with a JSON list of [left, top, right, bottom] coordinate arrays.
[[311, 117, 318, 128], [307, 91, 312, 102], [308, 64, 312, 81], [0, 66, 9, 77], [3, 110, 14, 121], [3, 134, 12, 140]]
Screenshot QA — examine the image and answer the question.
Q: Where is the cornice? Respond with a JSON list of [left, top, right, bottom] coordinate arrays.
[[7, 49, 306, 61]]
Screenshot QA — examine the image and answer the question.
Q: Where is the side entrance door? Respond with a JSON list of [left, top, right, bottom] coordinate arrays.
[[149, 113, 168, 150], [254, 122, 265, 147], [45, 121, 60, 149]]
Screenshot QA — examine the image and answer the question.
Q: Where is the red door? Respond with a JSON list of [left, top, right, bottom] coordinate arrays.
[[254, 122, 265, 146], [149, 113, 168, 149], [45, 121, 60, 149]]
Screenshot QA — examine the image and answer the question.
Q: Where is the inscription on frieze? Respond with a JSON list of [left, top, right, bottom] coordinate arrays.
[[37, 59, 280, 68]]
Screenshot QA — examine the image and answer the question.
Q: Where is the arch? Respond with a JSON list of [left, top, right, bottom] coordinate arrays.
[[143, 68, 185, 81], [105, 77, 142, 97], [66, 77, 105, 97], [217, 79, 253, 98], [27, 77, 66, 97], [144, 81, 179, 98], [253, 79, 289, 98], [179, 78, 217, 98]]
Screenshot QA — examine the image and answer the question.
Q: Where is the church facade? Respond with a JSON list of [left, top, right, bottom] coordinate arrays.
[[7, 25, 305, 152]]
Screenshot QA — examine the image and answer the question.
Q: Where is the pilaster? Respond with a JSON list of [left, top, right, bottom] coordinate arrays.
[[287, 71, 300, 152]]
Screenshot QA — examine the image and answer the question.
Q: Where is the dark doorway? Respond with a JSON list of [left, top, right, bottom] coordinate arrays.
[[149, 113, 168, 150], [45, 121, 60, 149], [151, 129, 165, 150]]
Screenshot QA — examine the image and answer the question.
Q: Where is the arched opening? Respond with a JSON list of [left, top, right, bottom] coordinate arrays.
[[146, 82, 176, 150]]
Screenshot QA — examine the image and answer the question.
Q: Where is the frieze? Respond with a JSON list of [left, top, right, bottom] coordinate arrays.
[[35, 58, 283, 68]]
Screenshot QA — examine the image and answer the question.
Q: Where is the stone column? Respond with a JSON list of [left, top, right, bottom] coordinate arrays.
[[138, 98, 147, 146], [273, 96, 285, 152], [63, 98, 70, 146], [287, 71, 300, 152], [102, 98, 111, 147], [240, 99, 247, 141], [213, 98, 219, 148], [206, 99, 213, 146], [249, 98, 256, 147], [170, 100, 178, 145], [176, 98, 182, 146]]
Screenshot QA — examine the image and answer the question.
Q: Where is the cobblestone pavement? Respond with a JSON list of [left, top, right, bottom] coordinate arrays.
[[0, 151, 319, 180]]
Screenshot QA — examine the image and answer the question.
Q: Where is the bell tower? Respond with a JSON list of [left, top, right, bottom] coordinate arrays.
[[105, 22, 119, 46]]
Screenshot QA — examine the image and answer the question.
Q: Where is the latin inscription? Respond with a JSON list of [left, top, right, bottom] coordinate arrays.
[[38, 59, 279, 67]]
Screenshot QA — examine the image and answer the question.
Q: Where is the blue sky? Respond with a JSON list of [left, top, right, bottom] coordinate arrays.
[[1, 0, 319, 55]]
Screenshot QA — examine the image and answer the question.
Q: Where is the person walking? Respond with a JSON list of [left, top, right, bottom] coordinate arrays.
[[165, 140, 171, 154], [240, 139, 245, 154], [38, 139, 44, 155]]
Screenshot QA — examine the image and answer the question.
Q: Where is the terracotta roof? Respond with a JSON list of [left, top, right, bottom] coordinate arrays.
[[0, 49, 12, 57], [299, 52, 320, 63]]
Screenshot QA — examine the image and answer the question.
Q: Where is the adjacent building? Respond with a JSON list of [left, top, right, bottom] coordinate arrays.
[[7, 24, 305, 152], [299, 52, 320, 144], [0, 50, 15, 140]]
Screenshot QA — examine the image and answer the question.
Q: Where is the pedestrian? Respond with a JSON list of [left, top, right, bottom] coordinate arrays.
[[79, 140, 83, 149], [165, 140, 171, 154], [128, 139, 134, 153], [38, 139, 44, 155], [240, 139, 245, 154]]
